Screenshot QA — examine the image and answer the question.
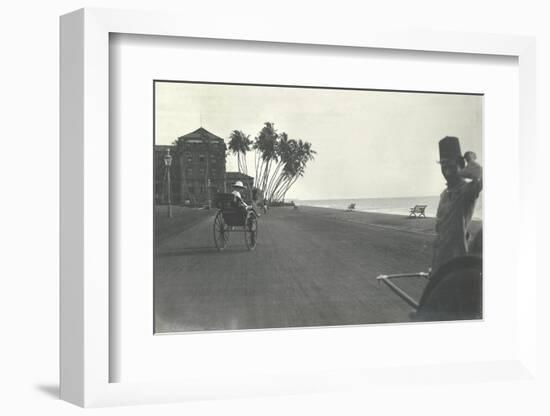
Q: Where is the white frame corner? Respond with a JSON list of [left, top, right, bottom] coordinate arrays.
[[60, 7, 537, 407]]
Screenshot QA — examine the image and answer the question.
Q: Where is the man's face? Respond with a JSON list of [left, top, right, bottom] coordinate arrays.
[[440, 160, 461, 183]]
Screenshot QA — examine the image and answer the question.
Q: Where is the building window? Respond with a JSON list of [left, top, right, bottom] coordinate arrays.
[[199, 168, 205, 175], [188, 187, 194, 194], [199, 154, 205, 163], [186, 168, 192, 176]]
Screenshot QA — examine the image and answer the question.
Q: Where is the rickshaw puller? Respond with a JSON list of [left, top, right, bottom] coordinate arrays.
[[431, 136, 482, 274]]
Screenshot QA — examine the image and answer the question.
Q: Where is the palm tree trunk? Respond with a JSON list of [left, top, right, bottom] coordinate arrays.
[[257, 160, 264, 191], [270, 172, 288, 201], [262, 159, 272, 196], [263, 158, 275, 193], [255, 154, 263, 188], [258, 159, 265, 192], [254, 151, 261, 185], [242, 153, 248, 175], [265, 162, 283, 199], [275, 175, 299, 202], [273, 176, 292, 202], [280, 176, 300, 200]]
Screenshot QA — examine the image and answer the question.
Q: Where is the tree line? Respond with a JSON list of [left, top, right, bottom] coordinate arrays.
[[228, 122, 316, 203]]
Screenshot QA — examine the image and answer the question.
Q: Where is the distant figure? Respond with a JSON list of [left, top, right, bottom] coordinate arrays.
[[231, 181, 249, 209], [460, 151, 483, 181], [431, 137, 483, 274]]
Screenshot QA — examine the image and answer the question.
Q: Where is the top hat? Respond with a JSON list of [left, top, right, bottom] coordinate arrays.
[[438, 136, 465, 168]]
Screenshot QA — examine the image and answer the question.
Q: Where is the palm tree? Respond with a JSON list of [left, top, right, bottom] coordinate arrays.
[[273, 139, 316, 202], [272, 141, 301, 202], [228, 130, 252, 175], [265, 133, 293, 201], [248, 122, 317, 203], [253, 122, 278, 195]]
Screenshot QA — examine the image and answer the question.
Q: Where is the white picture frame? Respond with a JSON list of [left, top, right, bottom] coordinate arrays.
[[60, 8, 537, 407]]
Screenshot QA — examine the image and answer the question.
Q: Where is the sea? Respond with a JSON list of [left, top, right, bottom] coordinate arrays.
[[296, 195, 483, 221]]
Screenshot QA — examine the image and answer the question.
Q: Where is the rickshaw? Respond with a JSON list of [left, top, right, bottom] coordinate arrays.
[[377, 231, 483, 321], [213, 193, 258, 251]]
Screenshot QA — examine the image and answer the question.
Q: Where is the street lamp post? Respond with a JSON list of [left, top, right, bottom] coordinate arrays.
[[164, 149, 173, 218]]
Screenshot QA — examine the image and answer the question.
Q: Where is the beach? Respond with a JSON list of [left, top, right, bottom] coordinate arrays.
[[297, 195, 483, 220], [154, 205, 482, 333]]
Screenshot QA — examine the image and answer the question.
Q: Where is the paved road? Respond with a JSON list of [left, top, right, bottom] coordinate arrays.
[[154, 207, 434, 332]]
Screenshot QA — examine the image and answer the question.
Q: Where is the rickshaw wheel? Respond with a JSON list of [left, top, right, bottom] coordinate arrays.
[[415, 256, 482, 322], [213, 211, 228, 250], [244, 213, 258, 250]]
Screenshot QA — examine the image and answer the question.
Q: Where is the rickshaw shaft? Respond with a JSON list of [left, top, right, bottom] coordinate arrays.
[[378, 278, 420, 309]]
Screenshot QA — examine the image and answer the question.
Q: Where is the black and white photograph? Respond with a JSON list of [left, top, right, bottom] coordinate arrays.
[[153, 80, 483, 333], [5, 0, 547, 412]]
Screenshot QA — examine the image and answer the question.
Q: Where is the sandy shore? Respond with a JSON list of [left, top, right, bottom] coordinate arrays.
[[154, 205, 482, 332], [295, 205, 482, 239]]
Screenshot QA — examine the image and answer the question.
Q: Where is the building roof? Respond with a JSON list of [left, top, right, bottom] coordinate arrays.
[[226, 171, 254, 180], [178, 127, 225, 143]]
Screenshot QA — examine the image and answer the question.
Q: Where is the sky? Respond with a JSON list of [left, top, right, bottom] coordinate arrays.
[[155, 81, 483, 200]]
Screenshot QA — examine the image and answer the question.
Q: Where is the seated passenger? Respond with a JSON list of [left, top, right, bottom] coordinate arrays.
[[231, 181, 249, 209]]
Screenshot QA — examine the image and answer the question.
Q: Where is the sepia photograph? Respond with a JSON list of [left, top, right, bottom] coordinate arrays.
[[153, 80, 483, 333]]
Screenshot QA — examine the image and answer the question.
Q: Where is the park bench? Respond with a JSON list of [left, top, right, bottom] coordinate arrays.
[[409, 204, 427, 218], [346, 203, 356, 212]]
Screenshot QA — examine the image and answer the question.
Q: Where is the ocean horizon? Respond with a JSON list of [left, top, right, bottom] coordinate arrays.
[[294, 195, 483, 220]]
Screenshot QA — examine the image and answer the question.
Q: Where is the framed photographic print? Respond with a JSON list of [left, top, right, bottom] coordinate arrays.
[[152, 80, 484, 334], [60, 8, 538, 407]]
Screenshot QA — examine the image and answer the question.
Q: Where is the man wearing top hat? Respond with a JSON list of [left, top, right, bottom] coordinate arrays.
[[431, 136, 483, 274]]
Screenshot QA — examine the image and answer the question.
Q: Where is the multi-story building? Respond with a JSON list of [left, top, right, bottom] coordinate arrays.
[[154, 127, 254, 206], [175, 127, 227, 206]]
